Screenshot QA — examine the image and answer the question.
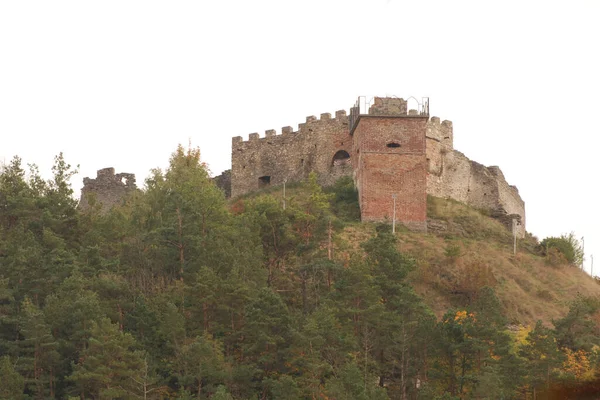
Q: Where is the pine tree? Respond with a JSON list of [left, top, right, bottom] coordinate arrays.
[[69, 318, 145, 399], [19, 297, 60, 399], [0, 355, 24, 400]]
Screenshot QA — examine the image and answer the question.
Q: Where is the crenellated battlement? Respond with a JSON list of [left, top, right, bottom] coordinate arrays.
[[229, 95, 525, 237], [232, 110, 348, 146], [426, 116, 454, 150]]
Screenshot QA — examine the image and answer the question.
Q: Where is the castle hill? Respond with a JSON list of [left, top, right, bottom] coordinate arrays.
[[3, 94, 598, 400], [81, 96, 526, 237]]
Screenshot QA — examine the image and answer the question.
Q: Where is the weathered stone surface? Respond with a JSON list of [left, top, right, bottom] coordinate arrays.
[[230, 112, 351, 197], [427, 219, 448, 235], [79, 168, 136, 213], [229, 96, 526, 236], [213, 169, 231, 198]]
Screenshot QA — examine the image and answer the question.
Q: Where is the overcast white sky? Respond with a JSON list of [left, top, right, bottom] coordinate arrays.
[[1, 1, 599, 274]]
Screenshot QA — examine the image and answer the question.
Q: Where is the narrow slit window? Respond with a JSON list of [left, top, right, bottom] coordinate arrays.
[[387, 142, 401, 148]]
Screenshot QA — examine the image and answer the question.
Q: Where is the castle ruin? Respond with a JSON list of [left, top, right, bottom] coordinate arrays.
[[228, 96, 526, 237], [79, 167, 137, 212]]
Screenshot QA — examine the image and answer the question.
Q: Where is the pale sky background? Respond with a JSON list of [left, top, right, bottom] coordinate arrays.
[[1, 1, 599, 274]]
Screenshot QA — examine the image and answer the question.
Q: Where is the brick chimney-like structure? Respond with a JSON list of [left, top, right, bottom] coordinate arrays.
[[351, 98, 428, 231]]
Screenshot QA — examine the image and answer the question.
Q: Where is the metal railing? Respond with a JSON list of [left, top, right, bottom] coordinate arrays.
[[349, 96, 371, 134], [349, 95, 430, 134]]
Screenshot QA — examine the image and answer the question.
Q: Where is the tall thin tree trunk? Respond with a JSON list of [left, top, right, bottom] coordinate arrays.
[[50, 367, 55, 399], [117, 303, 124, 331], [327, 219, 332, 290], [203, 302, 209, 332], [400, 323, 408, 400], [302, 272, 308, 315], [327, 219, 332, 260], [176, 207, 185, 280]]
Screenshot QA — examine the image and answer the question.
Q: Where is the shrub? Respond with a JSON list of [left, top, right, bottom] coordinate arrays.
[[326, 176, 360, 221], [445, 243, 462, 263], [540, 232, 584, 267], [545, 247, 568, 267]]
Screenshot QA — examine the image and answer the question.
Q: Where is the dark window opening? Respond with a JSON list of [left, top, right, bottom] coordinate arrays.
[[258, 176, 271, 188], [332, 150, 351, 166], [301, 158, 304, 165], [387, 142, 401, 148]]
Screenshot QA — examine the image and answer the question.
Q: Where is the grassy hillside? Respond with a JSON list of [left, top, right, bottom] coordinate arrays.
[[369, 196, 599, 326], [240, 181, 600, 327]]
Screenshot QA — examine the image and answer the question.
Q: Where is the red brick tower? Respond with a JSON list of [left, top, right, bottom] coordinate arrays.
[[350, 97, 429, 231]]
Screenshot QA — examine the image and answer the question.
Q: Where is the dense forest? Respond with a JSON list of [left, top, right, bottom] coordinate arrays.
[[1, 145, 600, 400]]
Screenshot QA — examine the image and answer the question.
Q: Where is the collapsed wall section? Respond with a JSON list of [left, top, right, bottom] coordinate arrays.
[[425, 118, 526, 237], [79, 167, 136, 212], [231, 111, 352, 198]]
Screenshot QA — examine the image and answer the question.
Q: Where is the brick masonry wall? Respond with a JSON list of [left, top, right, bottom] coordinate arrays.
[[353, 116, 428, 231], [227, 96, 526, 236]]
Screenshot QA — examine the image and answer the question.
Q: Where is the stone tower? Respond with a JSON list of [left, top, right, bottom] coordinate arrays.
[[79, 167, 136, 212], [224, 95, 525, 236], [350, 97, 429, 231]]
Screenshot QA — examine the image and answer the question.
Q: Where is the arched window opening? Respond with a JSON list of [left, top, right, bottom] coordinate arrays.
[[387, 142, 401, 148], [258, 176, 271, 188], [332, 150, 351, 166]]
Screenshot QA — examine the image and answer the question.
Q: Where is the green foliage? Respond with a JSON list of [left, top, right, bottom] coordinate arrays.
[[553, 295, 600, 351], [69, 318, 145, 399], [324, 362, 389, 400], [0, 356, 24, 400], [326, 175, 361, 221], [444, 242, 462, 262], [211, 385, 234, 400], [541, 232, 584, 266], [519, 320, 563, 394], [1, 147, 599, 399]]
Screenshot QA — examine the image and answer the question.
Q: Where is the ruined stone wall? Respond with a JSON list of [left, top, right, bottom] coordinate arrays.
[[231, 111, 352, 198], [229, 96, 526, 236], [425, 120, 526, 237], [353, 114, 428, 231], [426, 117, 453, 177], [79, 167, 136, 212], [213, 169, 231, 198], [369, 96, 408, 116]]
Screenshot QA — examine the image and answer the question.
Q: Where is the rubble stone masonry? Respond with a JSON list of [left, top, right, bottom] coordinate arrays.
[[72, 97, 523, 235], [230, 111, 352, 198], [79, 168, 136, 212], [226, 96, 526, 237]]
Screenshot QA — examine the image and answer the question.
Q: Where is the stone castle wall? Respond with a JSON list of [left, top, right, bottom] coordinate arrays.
[[79, 167, 136, 212], [79, 98, 526, 237], [425, 121, 526, 237], [228, 96, 526, 236], [230, 111, 352, 198]]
